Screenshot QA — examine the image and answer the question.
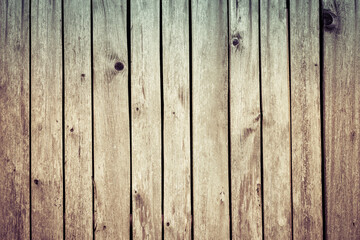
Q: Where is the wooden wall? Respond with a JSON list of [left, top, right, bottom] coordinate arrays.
[[0, 0, 359, 239]]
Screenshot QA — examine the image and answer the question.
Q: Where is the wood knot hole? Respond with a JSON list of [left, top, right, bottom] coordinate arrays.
[[232, 38, 239, 46], [114, 62, 124, 71], [34, 179, 39, 185], [323, 10, 337, 30]]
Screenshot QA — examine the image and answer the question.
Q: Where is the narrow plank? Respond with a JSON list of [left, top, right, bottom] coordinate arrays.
[[289, 1, 323, 239], [0, 0, 30, 239], [131, 0, 162, 238], [162, 0, 191, 238], [93, 0, 130, 238], [323, 1, 360, 238], [64, 0, 92, 238], [30, 0, 63, 238], [260, 0, 292, 238], [192, 0, 230, 238], [229, 0, 262, 239]]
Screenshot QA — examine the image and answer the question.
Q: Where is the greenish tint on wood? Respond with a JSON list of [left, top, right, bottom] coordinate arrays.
[[323, 0, 360, 238], [31, 0, 63, 238]]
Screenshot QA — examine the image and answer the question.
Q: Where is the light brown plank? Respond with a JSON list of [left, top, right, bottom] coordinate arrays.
[[289, 0, 323, 239], [131, 0, 162, 238], [229, 0, 262, 239], [260, 0, 292, 238], [192, 0, 230, 238], [0, 0, 30, 239], [323, 1, 360, 238], [93, 0, 130, 238], [64, 0, 92, 238], [30, 0, 63, 238], [162, 0, 191, 238]]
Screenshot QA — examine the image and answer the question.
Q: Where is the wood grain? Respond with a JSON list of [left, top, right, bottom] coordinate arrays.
[[30, 0, 63, 238], [93, 0, 130, 238], [260, 0, 292, 238], [0, 0, 30, 239], [323, 0, 360, 238], [162, 0, 191, 239], [229, 0, 262, 239], [192, 0, 230, 238], [289, 1, 323, 239], [131, 0, 162, 238], [64, 0, 92, 238]]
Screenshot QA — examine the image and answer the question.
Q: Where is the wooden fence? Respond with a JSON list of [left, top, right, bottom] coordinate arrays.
[[0, 0, 359, 239]]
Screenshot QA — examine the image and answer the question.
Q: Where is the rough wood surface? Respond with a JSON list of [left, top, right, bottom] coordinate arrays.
[[93, 0, 130, 238], [229, 0, 262, 239], [30, 0, 63, 238], [323, 0, 360, 238], [131, 0, 162, 238], [0, 0, 30, 239], [192, 0, 230, 238], [162, 0, 191, 239], [64, 0, 92, 238], [289, 1, 323, 239], [260, 0, 292, 238]]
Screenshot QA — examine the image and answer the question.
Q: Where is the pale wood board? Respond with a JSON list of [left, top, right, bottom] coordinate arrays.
[[191, 0, 230, 238], [64, 0, 92, 238], [30, 0, 63, 238], [0, 0, 30, 239], [323, 0, 360, 238], [131, 0, 162, 238], [162, 0, 191, 238], [93, 0, 131, 238], [289, 0, 323, 239], [229, 0, 262, 239], [260, 0, 292, 238]]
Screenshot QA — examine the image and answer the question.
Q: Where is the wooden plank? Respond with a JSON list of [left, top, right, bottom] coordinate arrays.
[[30, 0, 63, 238], [0, 0, 30, 239], [229, 0, 262, 239], [93, 0, 130, 238], [289, 1, 323, 239], [162, 0, 191, 238], [64, 0, 92, 238], [192, 0, 230, 238], [130, 0, 162, 238], [323, 1, 360, 238], [260, 0, 292, 238]]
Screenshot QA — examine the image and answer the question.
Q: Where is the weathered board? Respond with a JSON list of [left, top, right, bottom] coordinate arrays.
[[0, 0, 30, 239], [323, 0, 360, 238], [30, 0, 63, 238], [162, 0, 191, 239], [260, 0, 292, 238], [130, 0, 162, 238], [64, 0, 92, 238], [93, 0, 131, 238], [192, 0, 230, 238], [289, 0, 323, 239], [229, 0, 262, 239]]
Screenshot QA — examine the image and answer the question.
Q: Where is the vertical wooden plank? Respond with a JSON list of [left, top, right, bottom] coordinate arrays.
[[323, 1, 360, 238], [192, 0, 229, 238], [64, 0, 92, 238], [162, 0, 191, 238], [229, 0, 262, 239], [289, 1, 323, 239], [0, 0, 30, 239], [30, 0, 63, 238], [131, 0, 162, 238], [260, 0, 292, 238], [93, 0, 130, 238]]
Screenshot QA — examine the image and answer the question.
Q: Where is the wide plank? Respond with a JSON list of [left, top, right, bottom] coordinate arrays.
[[229, 0, 262, 239], [0, 0, 30, 238], [30, 0, 63, 238], [323, 0, 360, 238], [64, 0, 92, 238], [131, 0, 162, 238], [192, 0, 230, 238], [260, 0, 292, 238]]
